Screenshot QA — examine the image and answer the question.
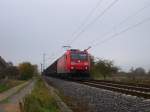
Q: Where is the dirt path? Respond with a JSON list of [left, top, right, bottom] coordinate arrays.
[[0, 80, 35, 112]]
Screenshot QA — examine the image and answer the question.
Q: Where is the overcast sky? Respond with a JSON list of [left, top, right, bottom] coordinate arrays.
[[0, 0, 150, 71]]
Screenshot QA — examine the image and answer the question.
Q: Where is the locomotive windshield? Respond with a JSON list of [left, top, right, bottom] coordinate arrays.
[[71, 53, 88, 60]]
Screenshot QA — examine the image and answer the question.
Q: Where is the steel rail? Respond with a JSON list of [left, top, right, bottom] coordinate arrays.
[[76, 81, 150, 99], [91, 80, 150, 88], [88, 80, 150, 92]]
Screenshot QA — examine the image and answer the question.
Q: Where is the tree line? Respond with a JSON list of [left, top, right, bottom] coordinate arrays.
[[0, 62, 38, 80], [90, 57, 150, 80]]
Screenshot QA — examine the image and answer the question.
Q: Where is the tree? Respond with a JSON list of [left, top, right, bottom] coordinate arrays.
[[5, 66, 20, 79], [0, 69, 5, 79], [18, 62, 35, 80], [128, 67, 147, 82], [148, 70, 150, 75], [0, 66, 20, 79], [91, 59, 119, 79], [7, 62, 13, 67], [135, 67, 146, 75]]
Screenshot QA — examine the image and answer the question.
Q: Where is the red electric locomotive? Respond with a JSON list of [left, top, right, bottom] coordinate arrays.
[[45, 49, 91, 78], [57, 49, 90, 77]]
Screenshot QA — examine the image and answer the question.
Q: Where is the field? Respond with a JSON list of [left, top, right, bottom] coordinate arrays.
[[102, 73, 150, 85]]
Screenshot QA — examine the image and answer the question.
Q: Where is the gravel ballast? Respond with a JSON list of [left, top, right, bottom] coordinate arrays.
[[45, 77, 150, 112]]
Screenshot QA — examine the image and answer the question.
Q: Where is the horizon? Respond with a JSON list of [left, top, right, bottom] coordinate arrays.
[[0, 0, 150, 72]]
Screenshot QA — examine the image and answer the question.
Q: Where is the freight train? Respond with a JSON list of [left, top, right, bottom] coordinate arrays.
[[44, 49, 91, 78]]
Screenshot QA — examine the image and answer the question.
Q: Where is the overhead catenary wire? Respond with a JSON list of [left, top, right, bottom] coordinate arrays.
[[91, 16, 150, 48], [88, 2, 150, 45], [45, 0, 103, 66], [45, 1, 150, 69], [116, 3, 150, 28], [50, 2, 149, 57], [70, 0, 103, 38], [64, 0, 103, 46], [44, 47, 65, 66], [69, 0, 120, 45]]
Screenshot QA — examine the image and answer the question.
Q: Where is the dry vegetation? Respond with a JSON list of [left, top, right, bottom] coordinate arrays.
[[110, 73, 150, 85], [21, 77, 60, 112], [91, 58, 150, 85], [0, 79, 25, 93]]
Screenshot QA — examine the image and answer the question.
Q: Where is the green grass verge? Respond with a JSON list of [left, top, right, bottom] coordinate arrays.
[[0, 80, 25, 93], [0, 84, 9, 92], [23, 78, 60, 112]]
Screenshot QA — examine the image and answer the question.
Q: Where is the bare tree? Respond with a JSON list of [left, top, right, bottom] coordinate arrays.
[[134, 67, 146, 75]]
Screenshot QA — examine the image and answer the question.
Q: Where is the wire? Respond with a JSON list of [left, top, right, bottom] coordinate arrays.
[[45, 47, 64, 67], [88, 3, 150, 45], [69, 0, 120, 45], [70, 0, 103, 38], [64, 0, 103, 46], [92, 16, 150, 48], [117, 3, 150, 27]]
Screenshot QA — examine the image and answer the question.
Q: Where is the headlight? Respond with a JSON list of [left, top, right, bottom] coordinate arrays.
[[71, 62, 76, 65], [84, 62, 88, 65], [71, 66, 74, 69]]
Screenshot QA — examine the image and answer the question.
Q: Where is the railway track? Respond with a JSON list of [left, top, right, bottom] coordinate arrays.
[[76, 80, 150, 99]]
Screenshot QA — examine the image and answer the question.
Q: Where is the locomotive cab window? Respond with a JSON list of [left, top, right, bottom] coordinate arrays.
[[71, 53, 88, 60]]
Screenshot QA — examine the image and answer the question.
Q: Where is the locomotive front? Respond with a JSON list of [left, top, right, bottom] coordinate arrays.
[[68, 49, 90, 76]]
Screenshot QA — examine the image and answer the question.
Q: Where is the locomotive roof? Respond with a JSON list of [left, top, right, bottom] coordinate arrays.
[[70, 49, 80, 51], [67, 49, 88, 53]]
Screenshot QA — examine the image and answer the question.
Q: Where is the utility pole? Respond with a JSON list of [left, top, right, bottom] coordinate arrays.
[[43, 53, 46, 72], [40, 63, 43, 75]]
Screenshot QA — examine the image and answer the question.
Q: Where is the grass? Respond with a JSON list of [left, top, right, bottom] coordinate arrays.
[[0, 84, 9, 92], [0, 97, 10, 103], [0, 80, 25, 93], [93, 73, 150, 85], [22, 77, 60, 112]]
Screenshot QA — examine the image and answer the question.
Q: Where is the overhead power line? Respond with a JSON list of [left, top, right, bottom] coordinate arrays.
[[92, 16, 150, 48], [69, 0, 120, 45], [70, 0, 103, 38], [89, 3, 150, 45], [117, 3, 150, 27], [64, 0, 103, 46]]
